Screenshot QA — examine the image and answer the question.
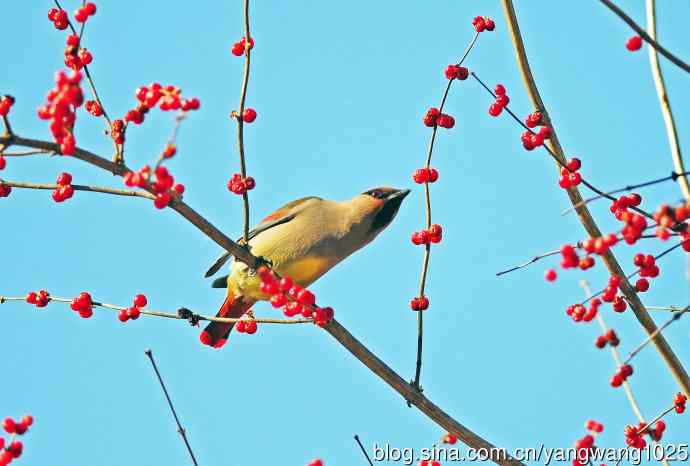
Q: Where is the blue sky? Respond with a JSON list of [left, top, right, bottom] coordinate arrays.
[[2, 1, 690, 465]]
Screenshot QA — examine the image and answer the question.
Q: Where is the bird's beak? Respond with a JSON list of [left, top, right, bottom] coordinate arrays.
[[387, 189, 411, 201]]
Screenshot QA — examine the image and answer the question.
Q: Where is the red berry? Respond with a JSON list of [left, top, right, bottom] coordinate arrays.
[[231, 42, 244, 56], [635, 278, 649, 292], [495, 94, 509, 107], [428, 224, 443, 243], [2, 418, 16, 434], [270, 293, 288, 308], [626, 35, 643, 51], [566, 158, 581, 172], [472, 16, 486, 32], [610, 373, 623, 387], [428, 168, 439, 182], [494, 84, 506, 96], [488, 103, 502, 117], [484, 17, 495, 31], [127, 307, 141, 320], [84, 2, 97, 15], [437, 114, 455, 129], [613, 296, 627, 312], [544, 269, 557, 282], [133, 294, 147, 308], [154, 192, 171, 209], [163, 144, 177, 158], [244, 320, 257, 334], [242, 108, 257, 123], [118, 309, 129, 322], [56, 172, 72, 186], [423, 107, 439, 127], [296, 289, 316, 306], [78, 48, 93, 65]]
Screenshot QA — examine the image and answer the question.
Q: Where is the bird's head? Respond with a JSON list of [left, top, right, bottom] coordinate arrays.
[[350, 187, 410, 238]]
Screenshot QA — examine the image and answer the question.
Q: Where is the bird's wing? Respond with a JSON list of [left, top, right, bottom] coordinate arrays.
[[204, 196, 321, 280]]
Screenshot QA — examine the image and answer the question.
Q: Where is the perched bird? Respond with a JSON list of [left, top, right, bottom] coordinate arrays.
[[201, 187, 410, 347]]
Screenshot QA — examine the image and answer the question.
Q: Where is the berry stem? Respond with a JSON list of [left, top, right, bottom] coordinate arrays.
[[501, 0, 690, 398], [235, 0, 252, 243], [412, 31, 481, 392], [622, 306, 689, 365], [0, 179, 155, 199], [144, 349, 200, 466], [598, 0, 690, 74]]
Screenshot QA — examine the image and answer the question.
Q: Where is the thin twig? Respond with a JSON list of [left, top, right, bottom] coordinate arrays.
[[598, 0, 690, 74], [0, 294, 310, 325], [144, 349, 199, 466], [501, 0, 690, 397], [234, 0, 252, 243], [353, 435, 374, 466], [622, 306, 689, 365], [412, 31, 480, 392], [0, 150, 52, 157], [1, 180, 155, 199], [645, 0, 689, 200]]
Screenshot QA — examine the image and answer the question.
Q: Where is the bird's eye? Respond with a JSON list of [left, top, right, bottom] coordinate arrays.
[[370, 190, 383, 198]]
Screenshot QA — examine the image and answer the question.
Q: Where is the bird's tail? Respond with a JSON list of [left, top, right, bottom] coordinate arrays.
[[199, 294, 254, 349]]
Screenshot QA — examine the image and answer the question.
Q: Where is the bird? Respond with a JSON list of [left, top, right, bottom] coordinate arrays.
[[200, 186, 410, 348]]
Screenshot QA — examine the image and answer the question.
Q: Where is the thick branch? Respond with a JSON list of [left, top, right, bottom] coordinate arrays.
[[501, 0, 690, 398], [324, 320, 524, 466]]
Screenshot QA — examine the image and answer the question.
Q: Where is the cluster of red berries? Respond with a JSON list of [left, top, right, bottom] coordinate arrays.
[[674, 392, 687, 413], [124, 165, 185, 208], [70, 292, 94, 319], [581, 233, 619, 257], [231, 36, 254, 57], [63, 34, 93, 71], [118, 294, 147, 323], [609, 194, 648, 244], [85, 100, 102, 116], [47, 8, 69, 30], [227, 173, 256, 195], [0, 436, 24, 466], [520, 111, 552, 150], [73, 2, 97, 23], [558, 244, 592, 271], [610, 363, 633, 387], [411, 224, 443, 245], [52, 172, 74, 203], [412, 167, 439, 184], [235, 319, 258, 334], [623, 424, 648, 449], [0, 95, 15, 116], [2, 416, 33, 436], [258, 268, 334, 326], [472, 16, 495, 33], [632, 253, 659, 292], [626, 36, 643, 52], [410, 296, 429, 311], [488, 84, 509, 117], [566, 299, 599, 323], [557, 158, 582, 189], [653, 203, 688, 242], [124, 84, 200, 129], [37, 70, 84, 155], [595, 329, 619, 348], [442, 433, 457, 444], [444, 64, 469, 81], [601, 275, 627, 312], [423, 108, 454, 129], [25, 290, 50, 308]]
